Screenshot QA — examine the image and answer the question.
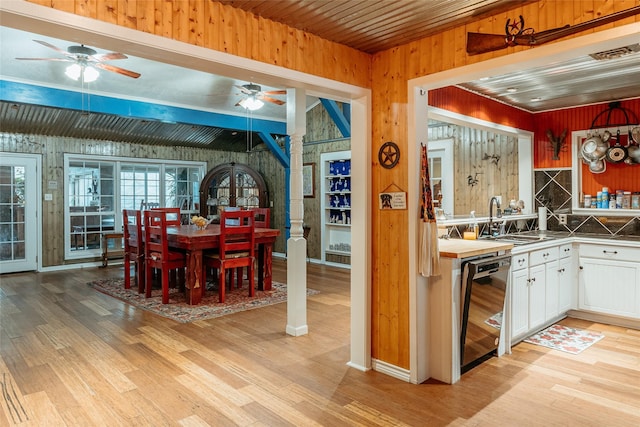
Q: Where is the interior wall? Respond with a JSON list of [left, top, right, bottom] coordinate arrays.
[[370, 0, 640, 369], [0, 132, 247, 267], [23, 0, 640, 372]]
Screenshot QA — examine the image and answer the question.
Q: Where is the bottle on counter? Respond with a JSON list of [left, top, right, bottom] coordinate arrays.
[[633, 193, 640, 210], [584, 194, 592, 208], [609, 194, 617, 209], [623, 191, 632, 209], [601, 187, 609, 209]]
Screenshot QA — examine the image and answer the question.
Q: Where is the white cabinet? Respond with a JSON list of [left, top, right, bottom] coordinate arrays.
[[578, 244, 640, 319], [320, 151, 351, 264], [510, 244, 568, 341], [557, 244, 575, 313]]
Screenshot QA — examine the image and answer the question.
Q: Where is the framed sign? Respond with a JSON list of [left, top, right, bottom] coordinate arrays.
[[379, 192, 407, 210], [303, 163, 315, 198]]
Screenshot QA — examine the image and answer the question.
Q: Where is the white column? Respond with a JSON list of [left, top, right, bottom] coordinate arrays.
[[286, 88, 308, 336]]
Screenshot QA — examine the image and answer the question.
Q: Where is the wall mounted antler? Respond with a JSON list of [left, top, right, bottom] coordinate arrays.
[[546, 128, 568, 160]]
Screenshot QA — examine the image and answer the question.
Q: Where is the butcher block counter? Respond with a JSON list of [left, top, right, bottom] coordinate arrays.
[[438, 238, 514, 258]]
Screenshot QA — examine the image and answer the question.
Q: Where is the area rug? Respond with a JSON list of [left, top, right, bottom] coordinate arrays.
[[88, 278, 318, 323], [484, 311, 502, 329], [524, 324, 604, 354]]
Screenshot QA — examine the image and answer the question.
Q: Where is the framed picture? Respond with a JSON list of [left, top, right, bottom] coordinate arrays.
[[303, 163, 315, 198]]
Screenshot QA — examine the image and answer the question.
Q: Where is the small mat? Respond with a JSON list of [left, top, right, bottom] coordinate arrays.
[[484, 311, 502, 329], [89, 278, 318, 323], [524, 324, 604, 354]]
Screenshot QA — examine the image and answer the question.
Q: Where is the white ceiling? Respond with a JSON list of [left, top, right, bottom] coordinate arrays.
[[0, 26, 294, 123]]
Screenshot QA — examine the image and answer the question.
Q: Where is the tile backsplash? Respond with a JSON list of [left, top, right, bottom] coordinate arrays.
[[535, 169, 640, 236]]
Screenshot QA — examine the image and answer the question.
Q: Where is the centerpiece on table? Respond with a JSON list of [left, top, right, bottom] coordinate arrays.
[[190, 215, 211, 230]]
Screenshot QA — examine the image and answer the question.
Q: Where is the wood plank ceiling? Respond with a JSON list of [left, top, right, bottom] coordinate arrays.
[[217, 0, 534, 53]]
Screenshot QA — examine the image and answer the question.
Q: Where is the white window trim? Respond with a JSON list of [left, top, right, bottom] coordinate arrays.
[[63, 153, 206, 260]]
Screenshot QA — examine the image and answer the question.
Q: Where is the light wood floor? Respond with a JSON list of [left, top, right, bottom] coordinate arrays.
[[1, 259, 639, 426]]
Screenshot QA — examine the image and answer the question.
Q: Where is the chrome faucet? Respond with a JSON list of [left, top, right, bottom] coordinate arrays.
[[488, 196, 502, 236]]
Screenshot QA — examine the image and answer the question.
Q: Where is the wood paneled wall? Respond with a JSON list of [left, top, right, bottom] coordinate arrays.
[[534, 98, 640, 199], [369, 0, 640, 369], [0, 133, 246, 267], [25, 0, 371, 89], [25, 0, 640, 371]]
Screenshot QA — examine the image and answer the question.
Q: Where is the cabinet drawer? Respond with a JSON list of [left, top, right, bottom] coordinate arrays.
[[511, 253, 528, 271], [559, 243, 573, 259], [530, 246, 559, 266], [579, 244, 640, 262]]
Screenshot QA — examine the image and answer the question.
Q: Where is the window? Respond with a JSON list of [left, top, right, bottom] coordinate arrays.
[[65, 154, 205, 260]]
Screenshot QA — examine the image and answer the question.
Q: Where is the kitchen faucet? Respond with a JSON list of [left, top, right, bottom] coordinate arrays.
[[488, 196, 502, 236]]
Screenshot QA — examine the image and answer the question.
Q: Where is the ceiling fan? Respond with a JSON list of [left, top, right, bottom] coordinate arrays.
[[234, 83, 285, 110], [16, 40, 141, 80]]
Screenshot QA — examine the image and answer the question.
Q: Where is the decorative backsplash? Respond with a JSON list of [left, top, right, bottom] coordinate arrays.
[[535, 169, 640, 236]]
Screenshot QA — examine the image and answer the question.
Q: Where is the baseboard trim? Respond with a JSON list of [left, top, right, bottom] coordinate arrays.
[[568, 310, 640, 330], [371, 358, 410, 383]]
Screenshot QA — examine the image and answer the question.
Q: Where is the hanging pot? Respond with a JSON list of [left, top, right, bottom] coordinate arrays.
[[605, 130, 627, 163], [631, 127, 640, 144], [588, 159, 606, 174], [581, 134, 608, 162], [627, 132, 640, 163]]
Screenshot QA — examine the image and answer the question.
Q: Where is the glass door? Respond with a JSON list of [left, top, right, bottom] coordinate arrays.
[[0, 154, 38, 273]]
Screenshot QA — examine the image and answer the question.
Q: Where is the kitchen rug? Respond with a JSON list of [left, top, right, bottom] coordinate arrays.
[[484, 311, 502, 329], [88, 278, 318, 323], [524, 324, 604, 354]]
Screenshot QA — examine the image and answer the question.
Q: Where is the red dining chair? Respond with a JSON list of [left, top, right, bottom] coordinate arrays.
[[203, 209, 255, 303], [123, 209, 145, 293], [149, 207, 182, 225], [143, 209, 186, 304], [252, 207, 270, 229]]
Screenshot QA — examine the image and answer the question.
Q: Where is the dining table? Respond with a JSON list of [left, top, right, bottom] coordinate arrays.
[[165, 224, 280, 305]]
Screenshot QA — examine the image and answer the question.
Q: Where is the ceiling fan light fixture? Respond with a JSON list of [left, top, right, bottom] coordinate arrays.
[[65, 63, 99, 82], [239, 96, 264, 111]]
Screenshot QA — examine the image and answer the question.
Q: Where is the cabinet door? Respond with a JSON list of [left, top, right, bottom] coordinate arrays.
[[545, 260, 559, 320], [579, 258, 640, 318], [528, 264, 546, 330], [511, 268, 530, 339], [557, 256, 574, 313]]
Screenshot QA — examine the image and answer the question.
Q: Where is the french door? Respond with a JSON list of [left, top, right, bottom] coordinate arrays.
[[0, 154, 38, 273]]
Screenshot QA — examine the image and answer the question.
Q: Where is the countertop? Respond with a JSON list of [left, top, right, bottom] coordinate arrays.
[[439, 231, 640, 258], [438, 238, 514, 259]]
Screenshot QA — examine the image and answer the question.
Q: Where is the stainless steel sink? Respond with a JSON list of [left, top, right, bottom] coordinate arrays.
[[481, 234, 553, 246]]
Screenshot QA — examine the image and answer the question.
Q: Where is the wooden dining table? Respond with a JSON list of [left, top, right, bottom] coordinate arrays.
[[165, 224, 280, 305]]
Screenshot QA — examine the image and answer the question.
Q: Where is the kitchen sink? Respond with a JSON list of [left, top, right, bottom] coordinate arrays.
[[481, 234, 554, 246]]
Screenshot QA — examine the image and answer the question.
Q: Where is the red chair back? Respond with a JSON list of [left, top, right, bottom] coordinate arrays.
[[149, 207, 181, 226], [252, 208, 271, 228], [123, 209, 143, 252], [219, 210, 255, 260]]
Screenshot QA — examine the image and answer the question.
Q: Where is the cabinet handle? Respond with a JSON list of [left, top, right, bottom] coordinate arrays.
[[543, 252, 550, 258], [602, 250, 618, 255], [558, 268, 565, 273]]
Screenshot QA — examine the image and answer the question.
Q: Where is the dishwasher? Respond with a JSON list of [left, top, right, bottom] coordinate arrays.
[[460, 254, 511, 374]]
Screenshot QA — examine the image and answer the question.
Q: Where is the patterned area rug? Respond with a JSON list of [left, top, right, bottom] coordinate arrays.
[[524, 324, 604, 354], [89, 278, 318, 323], [484, 311, 503, 329]]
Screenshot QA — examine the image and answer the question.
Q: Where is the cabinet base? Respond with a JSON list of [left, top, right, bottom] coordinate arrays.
[[568, 310, 640, 330]]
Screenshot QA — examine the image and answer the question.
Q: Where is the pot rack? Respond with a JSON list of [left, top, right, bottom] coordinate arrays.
[[589, 101, 638, 130]]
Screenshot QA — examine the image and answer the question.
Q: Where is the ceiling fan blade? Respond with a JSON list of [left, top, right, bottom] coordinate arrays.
[[94, 62, 141, 79], [262, 90, 286, 95], [90, 52, 128, 62], [15, 57, 74, 62], [33, 39, 72, 57], [259, 95, 286, 105]]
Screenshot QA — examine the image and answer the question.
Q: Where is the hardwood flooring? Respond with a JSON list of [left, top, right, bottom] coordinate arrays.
[[1, 259, 639, 426]]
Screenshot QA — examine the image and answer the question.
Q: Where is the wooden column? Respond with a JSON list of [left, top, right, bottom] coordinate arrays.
[[286, 88, 308, 337]]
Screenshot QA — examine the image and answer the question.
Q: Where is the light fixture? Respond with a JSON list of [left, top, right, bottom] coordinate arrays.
[[65, 63, 99, 83], [506, 87, 517, 93], [239, 96, 264, 111]]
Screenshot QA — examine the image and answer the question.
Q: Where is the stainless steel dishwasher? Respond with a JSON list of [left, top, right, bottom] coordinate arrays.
[[460, 254, 511, 374]]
